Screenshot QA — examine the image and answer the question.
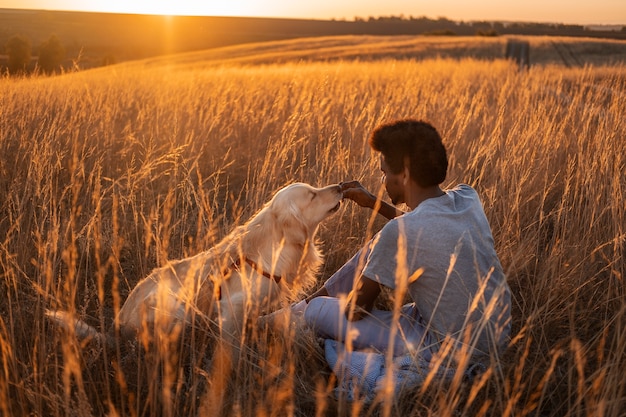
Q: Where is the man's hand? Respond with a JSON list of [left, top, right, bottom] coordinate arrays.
[[340, 181, 376, 209], [340, 180, 403, 220]]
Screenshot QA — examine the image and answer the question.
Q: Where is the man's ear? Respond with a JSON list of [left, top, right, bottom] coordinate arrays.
[[403, 166, 410, 185]]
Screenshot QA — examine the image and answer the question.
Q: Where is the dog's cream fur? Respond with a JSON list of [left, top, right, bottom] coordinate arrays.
[[47, 182, 342, 345]]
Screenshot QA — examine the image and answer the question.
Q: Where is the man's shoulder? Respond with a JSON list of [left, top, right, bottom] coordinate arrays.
[[446, 184, 482, 206], [448, 183, 478, 196], [403, 184, 484, 225]]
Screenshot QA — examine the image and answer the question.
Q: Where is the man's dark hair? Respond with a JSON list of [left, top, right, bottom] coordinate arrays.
[[369, 119, 448, 187]]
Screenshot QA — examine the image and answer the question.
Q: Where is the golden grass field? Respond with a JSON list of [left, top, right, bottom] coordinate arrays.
[[0, 35, 625, 416]]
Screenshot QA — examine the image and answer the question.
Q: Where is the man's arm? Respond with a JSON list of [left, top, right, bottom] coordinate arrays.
[[340, 181, 403, 220], [346, 276, 381, 321]]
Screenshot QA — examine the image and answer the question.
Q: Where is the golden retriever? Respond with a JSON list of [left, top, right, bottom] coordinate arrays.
[[47, 182, 342, 350]]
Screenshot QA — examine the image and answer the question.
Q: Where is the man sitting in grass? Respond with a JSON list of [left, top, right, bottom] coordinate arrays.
[[289, 119, 511, 399]]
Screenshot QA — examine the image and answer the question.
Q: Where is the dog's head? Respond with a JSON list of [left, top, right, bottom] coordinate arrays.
[[233, 183, 342, 299], [269, 183, 342, 236]]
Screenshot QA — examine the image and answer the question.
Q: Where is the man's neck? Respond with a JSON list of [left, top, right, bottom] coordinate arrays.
[[406, 185, 444, 210]]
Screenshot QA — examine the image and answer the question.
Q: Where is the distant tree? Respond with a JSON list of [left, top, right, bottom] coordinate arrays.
[[5, 35, 32, 74], [37, 34, 65, 74]]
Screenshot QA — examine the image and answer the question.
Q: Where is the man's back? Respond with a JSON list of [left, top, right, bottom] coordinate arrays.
[[364, 184, 511, 355]]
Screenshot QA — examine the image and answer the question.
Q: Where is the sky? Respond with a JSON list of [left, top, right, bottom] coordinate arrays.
[[0, 0, 624, 25]]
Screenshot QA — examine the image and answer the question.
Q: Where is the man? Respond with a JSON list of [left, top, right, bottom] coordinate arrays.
[[296, 119, 511, 361]]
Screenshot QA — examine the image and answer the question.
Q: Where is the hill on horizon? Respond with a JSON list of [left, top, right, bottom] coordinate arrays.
[[91, 35, 626, 72], [1, 8, 626, 71]]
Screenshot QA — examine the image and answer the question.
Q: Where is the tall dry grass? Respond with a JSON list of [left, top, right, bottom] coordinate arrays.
[[0, 54, 625, 416]]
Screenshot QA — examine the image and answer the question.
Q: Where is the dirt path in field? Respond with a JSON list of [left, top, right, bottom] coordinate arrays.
[[551, 41, 584, 67]]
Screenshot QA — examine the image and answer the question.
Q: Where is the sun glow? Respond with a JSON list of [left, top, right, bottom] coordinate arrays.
[[57, 0, 283, 17], [5, 0, 625, 25]]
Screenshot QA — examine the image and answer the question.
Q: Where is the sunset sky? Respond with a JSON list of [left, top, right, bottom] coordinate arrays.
[[0, 0, 624, 25]]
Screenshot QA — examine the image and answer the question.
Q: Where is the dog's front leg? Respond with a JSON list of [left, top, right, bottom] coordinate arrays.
[[216, 293, 247, 364], [200, 294, 245, 415]]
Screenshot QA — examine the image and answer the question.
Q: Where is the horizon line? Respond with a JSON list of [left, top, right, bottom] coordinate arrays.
[[1, 6, 624, 28]]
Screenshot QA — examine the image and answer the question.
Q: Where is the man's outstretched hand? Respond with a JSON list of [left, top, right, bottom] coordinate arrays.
[[340, 180, 403, 220], [340, 181, 376, 209]]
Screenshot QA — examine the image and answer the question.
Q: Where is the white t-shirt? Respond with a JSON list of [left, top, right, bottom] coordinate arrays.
[[363, 184, 511, 355]]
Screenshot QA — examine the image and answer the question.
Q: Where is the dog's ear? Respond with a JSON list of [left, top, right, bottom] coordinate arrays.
[[272, 201, 309, 244]]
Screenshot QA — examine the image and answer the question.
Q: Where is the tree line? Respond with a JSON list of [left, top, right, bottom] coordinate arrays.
[[3, 34, 66, 75], [346, 15, 624, 38]]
